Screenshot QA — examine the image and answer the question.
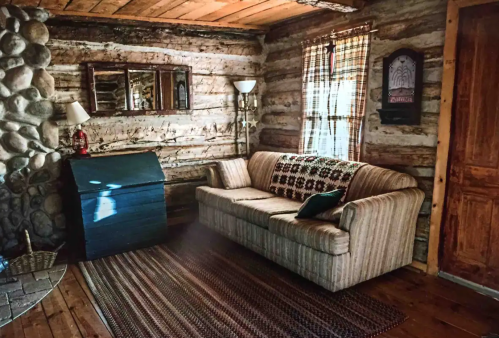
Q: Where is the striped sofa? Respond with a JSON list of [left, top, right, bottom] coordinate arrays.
[[196, 152, 424, 292]]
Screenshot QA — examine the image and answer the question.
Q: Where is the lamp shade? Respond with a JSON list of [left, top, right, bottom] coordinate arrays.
[[233, 80, 256, 94], [66, 101, 90, 126]]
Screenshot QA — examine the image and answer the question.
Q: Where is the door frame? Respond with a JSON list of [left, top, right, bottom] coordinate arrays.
[[427, 0, 499, 276]]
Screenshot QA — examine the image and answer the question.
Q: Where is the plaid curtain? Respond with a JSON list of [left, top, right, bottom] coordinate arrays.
[[300, 26, 371, 161], [299, 36, 331, 156]]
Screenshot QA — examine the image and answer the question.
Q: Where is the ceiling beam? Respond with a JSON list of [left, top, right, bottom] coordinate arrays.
[[294, 0, 364, 12], [50, 9, 268, 31]]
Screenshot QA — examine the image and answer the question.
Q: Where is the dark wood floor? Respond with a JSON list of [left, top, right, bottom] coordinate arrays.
[[0, 265, 113, 338], [0, 265, 498, 338]]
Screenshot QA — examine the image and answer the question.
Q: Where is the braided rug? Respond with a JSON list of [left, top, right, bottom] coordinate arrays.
[[79, 227, 407, 338]]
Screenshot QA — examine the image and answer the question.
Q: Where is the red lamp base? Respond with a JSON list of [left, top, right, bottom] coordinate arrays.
[[75, 148, 88, 155], [72, 128, 89, 156]]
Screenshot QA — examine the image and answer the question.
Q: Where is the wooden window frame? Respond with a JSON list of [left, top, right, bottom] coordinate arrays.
[[427, 0, 499, 276], [87, 62, 193, 117]]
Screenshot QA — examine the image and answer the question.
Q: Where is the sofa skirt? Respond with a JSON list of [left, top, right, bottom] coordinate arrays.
[[199, 203, 352, 292]]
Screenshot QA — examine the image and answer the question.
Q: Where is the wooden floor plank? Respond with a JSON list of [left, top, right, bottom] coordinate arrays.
[[20, 304, 54, 338], [41, 287, 83, 338], [393, 268, 499, 316], [58, 269, 113, 338], [368, 273, 498, 335], [0, 316, 25, 338], [69, 265, 114, 336], [356, 282, 478, 338]]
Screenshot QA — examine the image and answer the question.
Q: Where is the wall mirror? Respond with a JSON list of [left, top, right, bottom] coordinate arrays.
[[87, 63, 192, 116]]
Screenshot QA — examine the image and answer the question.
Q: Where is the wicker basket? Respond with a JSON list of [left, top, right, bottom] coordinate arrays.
[[7, 230, 58, 276]]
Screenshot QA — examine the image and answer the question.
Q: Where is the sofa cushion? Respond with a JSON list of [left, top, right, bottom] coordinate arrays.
[[196, 186, 275, 214], [231, 197, 302, 229], [346, 164, 418, 202], [314, 205, 345, 223], [269, 213, 349, 255], [217, 158, 252, 189], [247, 151, 283, 192]]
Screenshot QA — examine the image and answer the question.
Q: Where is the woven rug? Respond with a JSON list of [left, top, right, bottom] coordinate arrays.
[[79, 227, 407, 338]]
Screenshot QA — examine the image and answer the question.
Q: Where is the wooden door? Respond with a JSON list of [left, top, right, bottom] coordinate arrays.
[[441, 3, 499, 291]]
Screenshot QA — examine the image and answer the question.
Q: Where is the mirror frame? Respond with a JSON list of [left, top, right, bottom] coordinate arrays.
[[86, 62, 193, 117]]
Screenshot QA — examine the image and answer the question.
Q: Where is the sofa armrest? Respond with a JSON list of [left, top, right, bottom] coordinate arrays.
[[205, 166, 224, 188], [339, 188, 424, 285]]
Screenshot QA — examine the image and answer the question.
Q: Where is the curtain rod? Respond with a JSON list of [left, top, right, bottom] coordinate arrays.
[[301, 22, 377, 45], [330, 27, 377, 36]]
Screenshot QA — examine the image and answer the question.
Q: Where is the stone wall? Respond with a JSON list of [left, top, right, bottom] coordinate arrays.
[[0, 5, 62, 256], [261, 0, 447, 263]]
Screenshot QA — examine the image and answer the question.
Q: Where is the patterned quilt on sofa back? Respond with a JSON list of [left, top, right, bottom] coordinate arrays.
[[269, 154, 366, 203]]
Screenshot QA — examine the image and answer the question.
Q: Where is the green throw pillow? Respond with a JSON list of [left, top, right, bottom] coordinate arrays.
[[296, 189, 345, 219]]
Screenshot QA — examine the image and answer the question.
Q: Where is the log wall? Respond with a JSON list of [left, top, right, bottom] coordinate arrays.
[[46, 21, 264, 227], [261, 0, 448, 263], [45, 0, 446, 260]]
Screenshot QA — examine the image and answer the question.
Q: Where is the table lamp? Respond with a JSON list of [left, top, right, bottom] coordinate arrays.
[[66, 101, 91, 156]]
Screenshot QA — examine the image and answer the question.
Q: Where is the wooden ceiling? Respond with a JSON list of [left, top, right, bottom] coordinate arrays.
[[5, 0, 364, 30]]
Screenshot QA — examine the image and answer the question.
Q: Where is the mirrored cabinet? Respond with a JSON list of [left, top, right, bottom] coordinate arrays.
[[87, 63, 192, 116]]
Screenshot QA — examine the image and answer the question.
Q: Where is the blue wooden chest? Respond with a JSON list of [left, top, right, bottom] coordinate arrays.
[[66, 152, 167, 260]]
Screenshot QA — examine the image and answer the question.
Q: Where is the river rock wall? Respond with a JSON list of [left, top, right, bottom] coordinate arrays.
[[0, 4, 62, 256]]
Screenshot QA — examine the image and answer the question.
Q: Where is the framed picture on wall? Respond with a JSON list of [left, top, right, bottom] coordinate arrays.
[[377, 48, 424, 125]]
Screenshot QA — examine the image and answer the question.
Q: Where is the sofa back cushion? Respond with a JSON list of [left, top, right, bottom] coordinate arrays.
[[248, 151, 418, 202], [345, 164, 418, 202], [247, 151, 283, 191]]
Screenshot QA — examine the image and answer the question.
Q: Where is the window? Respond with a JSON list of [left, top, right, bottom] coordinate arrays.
[[300, 26, 371, 161]]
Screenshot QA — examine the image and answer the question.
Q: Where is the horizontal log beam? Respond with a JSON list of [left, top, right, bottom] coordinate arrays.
[[293, 0, 364, 12], [363, 143, 437, 167], [46, 21, 262, 50], [50, 10, 268, 32], [259, 128, 300, 149]]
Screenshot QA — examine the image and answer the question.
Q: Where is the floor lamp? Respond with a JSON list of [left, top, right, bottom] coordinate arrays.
[[234, 80, 257, 157]]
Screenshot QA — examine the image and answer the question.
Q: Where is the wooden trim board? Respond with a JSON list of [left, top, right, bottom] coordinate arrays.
[[439, 271, 499, 300], [411, 260, 428, 272], [427, 0, 499, 276]]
